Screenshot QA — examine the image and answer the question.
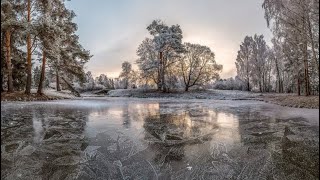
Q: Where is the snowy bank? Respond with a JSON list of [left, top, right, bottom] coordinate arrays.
[[107, 89, 260, 99], [107, 89, 319, 109]]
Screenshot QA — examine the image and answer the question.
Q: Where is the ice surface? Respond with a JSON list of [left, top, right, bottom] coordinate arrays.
[[1, 97, 319, 179]]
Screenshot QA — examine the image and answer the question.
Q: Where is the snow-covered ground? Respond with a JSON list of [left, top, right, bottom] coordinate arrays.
[[42, 88, 81, 99], [106, 89, 319, 109]]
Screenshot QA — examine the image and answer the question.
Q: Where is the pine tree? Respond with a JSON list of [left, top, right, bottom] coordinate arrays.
[[1, 0, 22, 92], [25, 0, 32, 94]]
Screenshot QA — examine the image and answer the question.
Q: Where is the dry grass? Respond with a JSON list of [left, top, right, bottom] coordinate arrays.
[[1, 91, 66, 102], [262, 94, 319, 109]]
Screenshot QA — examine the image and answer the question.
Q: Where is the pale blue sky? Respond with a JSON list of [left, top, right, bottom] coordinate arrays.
[[66, 0, 272, 78]]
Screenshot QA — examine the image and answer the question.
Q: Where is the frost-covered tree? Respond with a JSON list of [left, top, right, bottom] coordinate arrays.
[[37, 1, 90, 93], [129, 70, 140, 89], [95, 74, 113, 89], [96, 74, 106, 85], [24, 0, 33, 94], [212, 77, 243, 90], [113, 78, 127, 89], [1, 0, 24, 92], [33, 66, 41, 87], [53, 4, 91, 92], [235, 35, 272, 92], [262, 0, 319, 95], [270, 38, 286, 93], [119, 61, 132, 89], [1, 0, 91, 95], [35, 0, 60, 94], [146, 20, 185, 92], [179, 43, 222, 91], [235, 36, 254, 91], [136, 38, 159, 88], [84, 71, 95, 91], [250, 34, 270, 92]]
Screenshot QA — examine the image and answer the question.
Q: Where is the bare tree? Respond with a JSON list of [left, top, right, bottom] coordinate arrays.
[[179, 43, 222, 91]]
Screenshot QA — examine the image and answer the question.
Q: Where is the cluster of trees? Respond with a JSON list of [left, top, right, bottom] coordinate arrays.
[[91, 20, 222, 93], [234, 0, 319, 95], [136, 20, 222, 92], [212, 77, 243, 90], [235, 34, 274, 92], [76, 71, 114, 92], [1, 0, 91, 95], [79, 62, 139, 92]]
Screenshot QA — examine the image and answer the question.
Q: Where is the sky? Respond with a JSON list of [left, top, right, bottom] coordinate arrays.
[[66, 0, 272, 79]]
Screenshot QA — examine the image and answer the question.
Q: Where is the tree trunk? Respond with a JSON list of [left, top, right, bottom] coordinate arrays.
[[1, 32, 5, 92], [56, 69, 61, 91], [301, 11, 311, 96], [259, 81, 262, 92], [5, 30, 13, 93], [275, 58, 282, 93], [246, 56, 250, 91], [1, 71, 3, 92], [159, 51, 167, 92], [303, 41, 310, 96], [161, 67, 166, 92], [262, 73, 265, 92], [157, 52, 162, 91], [37, 50, 46, 95], [268, 71, 271, 92], [185, 86, 189, 92], [61, 77, 81, 97], [297, 77, 301, 96], [111, 79, 115, 89], [25, 0, 32, 95], [307, 15, 319, 75], [124, 78, 128, 89]]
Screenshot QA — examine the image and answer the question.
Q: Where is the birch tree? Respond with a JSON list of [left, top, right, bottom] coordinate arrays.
[[235, 36, 254, 91], [250, 34, 269, 92], [262, 0, 319, 95]]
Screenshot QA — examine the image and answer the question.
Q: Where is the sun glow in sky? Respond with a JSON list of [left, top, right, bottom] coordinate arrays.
[[66, 0, 272, 79]]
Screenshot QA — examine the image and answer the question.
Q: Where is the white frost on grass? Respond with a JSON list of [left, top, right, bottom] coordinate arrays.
[[43, 88, 81, 99], [108, 89, 134, 97], [29, 88, 79, 99]]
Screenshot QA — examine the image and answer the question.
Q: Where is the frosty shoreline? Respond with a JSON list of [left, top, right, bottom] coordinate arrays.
[[107, 89, 319, 109], [1, 89, 318, 109]]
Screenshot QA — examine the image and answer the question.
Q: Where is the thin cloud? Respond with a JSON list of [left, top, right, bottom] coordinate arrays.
[[67, 0, 271, 78]]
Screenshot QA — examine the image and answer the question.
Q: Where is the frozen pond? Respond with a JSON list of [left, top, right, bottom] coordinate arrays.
[[1, 98, 319, 180]]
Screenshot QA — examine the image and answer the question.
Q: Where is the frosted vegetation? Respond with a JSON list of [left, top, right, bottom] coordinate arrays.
[[1, 0, 318, 97], [1, 1, 319, 180]]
